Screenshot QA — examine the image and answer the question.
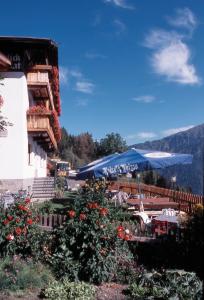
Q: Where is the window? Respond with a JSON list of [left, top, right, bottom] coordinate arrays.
[[28, 143, 32, 165]]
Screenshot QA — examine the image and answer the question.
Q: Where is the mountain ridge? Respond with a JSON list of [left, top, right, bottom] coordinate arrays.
[[130, 123, 204, 195]]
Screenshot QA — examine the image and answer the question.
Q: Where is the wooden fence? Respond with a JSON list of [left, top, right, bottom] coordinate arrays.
[[108, 182, 204, 214], [37, 213, 66, 231]]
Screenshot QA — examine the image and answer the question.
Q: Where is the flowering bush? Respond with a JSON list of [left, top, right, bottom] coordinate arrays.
[[0, 197, 48, 258], [50, 180, 134, 283], [27, 105, 50, 115], [51, 109, 61, 142], [51, 67, 61, 115]]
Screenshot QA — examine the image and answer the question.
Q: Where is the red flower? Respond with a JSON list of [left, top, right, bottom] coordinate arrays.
[[68, 210, 76, 218], [117, 225, 124, 232], [15, 227, 22, 235], [117, 232, 125, 239], [99, 207, 108, 217], [0, 95, 4, 108], [18, 204, 28, 211], [87, 202, 100, 209], [6, 234, 14, 241], [124, 234, 130, 241], [79, 213, 86, 221], [16, 218, 21, 223], [92, 202, 99, 209], [7, 215, 13, 221], [87, 203, 93, 209], [25, 198, 31, 204], [26, 218, 33, 225], [3, 219, 9, 225]]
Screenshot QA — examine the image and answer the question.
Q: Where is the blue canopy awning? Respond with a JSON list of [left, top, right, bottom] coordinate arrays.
[[77, 148, 193, 180], [79, 153, 119, 172]]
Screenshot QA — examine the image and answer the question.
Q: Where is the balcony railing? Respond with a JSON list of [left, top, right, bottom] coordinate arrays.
[[26, 65, 54, 110], [27, 113, 57, 150]]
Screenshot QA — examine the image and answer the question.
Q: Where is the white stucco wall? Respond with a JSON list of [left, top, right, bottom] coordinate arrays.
[[0, 72, 47, 180]]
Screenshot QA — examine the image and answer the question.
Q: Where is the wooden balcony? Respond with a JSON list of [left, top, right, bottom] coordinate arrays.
[[26, 65, 54, 109], [27, 113, 57, 150]]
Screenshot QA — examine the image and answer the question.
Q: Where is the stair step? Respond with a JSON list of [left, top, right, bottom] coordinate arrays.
[[32, 185, 54, 189]]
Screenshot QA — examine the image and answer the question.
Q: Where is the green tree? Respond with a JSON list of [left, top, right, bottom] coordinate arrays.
[[58, 128, 96, 168], [96, 133, 127, 157]]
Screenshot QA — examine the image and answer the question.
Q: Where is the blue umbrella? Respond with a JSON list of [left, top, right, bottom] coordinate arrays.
[[79, 153, 119, 172], [77, 148, 193, 179]]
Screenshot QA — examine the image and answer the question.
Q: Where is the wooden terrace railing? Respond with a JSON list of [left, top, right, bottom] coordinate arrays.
[[108, 182, 204, 214], [27, 113, 57, 149]]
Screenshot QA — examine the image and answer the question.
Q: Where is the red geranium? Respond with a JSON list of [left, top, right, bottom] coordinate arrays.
[[3, 219, 9, 225], [68, 210, 76, 218], [25, 198, 31, 204], [117, 231, 125, 239], [87, 203, 93, 209], [99, 207, 108, 216], [87, 202, 100, 209], [18, 204, 28, 211], [79, 213, 86, 221], [15, 227, 22, 235], [124, 234, 131, 241], [6, 234, 14, 241], [7, 215, 13, 221], [117, 225, 124, 232], [0, 95, 4, 108], [26, 218, 33, 225], [16, 218, 21, 223]]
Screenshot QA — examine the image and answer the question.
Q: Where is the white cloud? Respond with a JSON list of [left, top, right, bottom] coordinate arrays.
[[126, 132, 157, 140], [167, 8, 197, 32], [113, 19, 126, 35], [59, 66, 68, 85], [75, 81, 95, 94], [132, 95, 155, 103], [161, 125, 194, 137], [145, 29, 200, 85], [85, 52, 107, 59], [103, 0, 134, 9], [69, 69, 83, 78]]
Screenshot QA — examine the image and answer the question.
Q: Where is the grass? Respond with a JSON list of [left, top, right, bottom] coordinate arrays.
[[33, 191, 78, 214], [0, 256, 54, 294]]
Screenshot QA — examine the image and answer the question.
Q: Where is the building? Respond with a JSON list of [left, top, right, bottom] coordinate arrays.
[[0, 37, 61, 192]]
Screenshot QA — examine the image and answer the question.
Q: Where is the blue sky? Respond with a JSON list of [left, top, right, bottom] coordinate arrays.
[[1, 0, 203, 145]]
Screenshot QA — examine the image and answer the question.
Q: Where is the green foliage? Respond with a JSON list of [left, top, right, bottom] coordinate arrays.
[[44, 278, 96, 300], [179, 204, 204, 277], [37, 200, 55, 214], [50, 180, 134, 284], [127, 269, 203, 299], [96, 132, 127, 157], [58, 128, 96, 168], [0, 256, 54, 292], [58, 128, 127, 168]]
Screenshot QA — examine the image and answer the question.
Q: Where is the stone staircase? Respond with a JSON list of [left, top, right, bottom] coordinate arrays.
[[31, 177, 55, 202]]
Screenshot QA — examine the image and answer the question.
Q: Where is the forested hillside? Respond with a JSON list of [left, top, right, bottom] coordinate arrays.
[[132, 124, 204, 195]]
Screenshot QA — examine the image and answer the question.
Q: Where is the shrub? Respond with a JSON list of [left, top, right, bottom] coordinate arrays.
[[50, 179, 134, 283], [44, 278, 96, 300], [127, 269, 203, 299], [0, 197, 50, 260], [0, 256, 54, 292], [179, 204, 204, 278]]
